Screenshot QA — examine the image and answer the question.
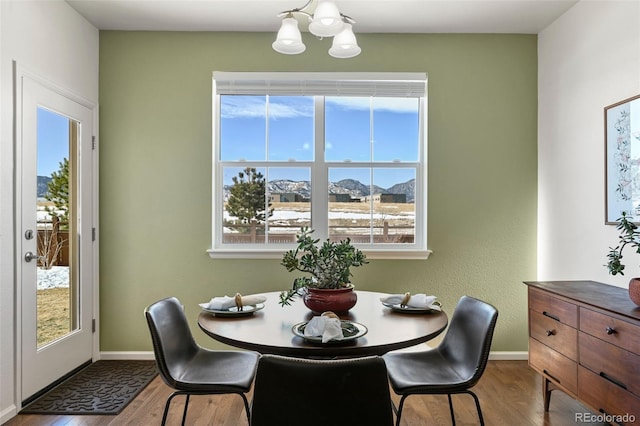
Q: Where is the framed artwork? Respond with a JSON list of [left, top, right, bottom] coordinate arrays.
[[605, 94, 640, 224]]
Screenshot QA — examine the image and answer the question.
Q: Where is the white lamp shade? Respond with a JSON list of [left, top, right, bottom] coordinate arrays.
[[328, 23, 361, 58], [309, 0, 344, 37], [272, 17, 306, 54]]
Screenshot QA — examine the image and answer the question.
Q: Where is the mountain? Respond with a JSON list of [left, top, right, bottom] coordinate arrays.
[[224, 178, 416, 202], [387, 180, 416, 202], [268, 179, 311, 199], [329, 179, 386, 198], [37, 176, 52, 198]]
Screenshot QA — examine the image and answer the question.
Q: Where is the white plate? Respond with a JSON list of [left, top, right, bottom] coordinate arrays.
[[291, 320, 368, 343], [199, 303, 264, 317], [381, 302, 441, 314]]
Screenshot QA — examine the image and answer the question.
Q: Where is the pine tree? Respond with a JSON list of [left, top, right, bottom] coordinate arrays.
[[45, 158, 69, 227], [226, 167, 273, 225]]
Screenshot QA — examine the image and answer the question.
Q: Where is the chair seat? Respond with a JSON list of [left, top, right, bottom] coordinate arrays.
[[384, 350, 473, 394], [172, 350, 260, 392]]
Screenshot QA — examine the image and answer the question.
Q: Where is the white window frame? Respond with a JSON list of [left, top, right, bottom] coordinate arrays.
[[208, 72, 431, 260]]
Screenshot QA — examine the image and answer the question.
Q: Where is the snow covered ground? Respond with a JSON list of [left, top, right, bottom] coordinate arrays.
[[37, 266, 69, 290]]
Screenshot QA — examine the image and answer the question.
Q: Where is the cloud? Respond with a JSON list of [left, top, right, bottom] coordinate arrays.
[[326, 97, 418, 113], [221, 96, 314, 119], [221, 96, 418, 118]]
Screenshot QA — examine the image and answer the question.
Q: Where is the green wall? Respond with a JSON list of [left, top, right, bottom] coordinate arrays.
[[99, 31, 537, 352]]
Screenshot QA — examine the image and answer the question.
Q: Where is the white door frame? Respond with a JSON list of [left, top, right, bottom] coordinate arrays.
[[14, 63, 99, 406]]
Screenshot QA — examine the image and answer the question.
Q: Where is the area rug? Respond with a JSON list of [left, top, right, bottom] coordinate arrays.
[[21, 360, 158, 415]]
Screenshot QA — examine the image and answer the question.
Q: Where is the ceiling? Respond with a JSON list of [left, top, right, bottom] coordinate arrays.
[[65, 0, 579, 34]]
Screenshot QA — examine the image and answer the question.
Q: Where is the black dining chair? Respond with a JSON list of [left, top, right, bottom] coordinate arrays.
[[382, 295, 498, 426], [250, 354, 394, 426], [145, 297, 260, 425]]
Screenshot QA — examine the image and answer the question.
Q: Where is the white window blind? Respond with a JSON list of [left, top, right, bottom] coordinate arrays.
[[213, 72, 427, 98]]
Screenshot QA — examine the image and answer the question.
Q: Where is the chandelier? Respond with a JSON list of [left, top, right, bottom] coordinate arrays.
[[272, 0, 361, 59]]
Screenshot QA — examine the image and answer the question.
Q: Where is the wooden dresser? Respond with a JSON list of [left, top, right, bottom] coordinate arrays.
[[524, 281, 640, 425]]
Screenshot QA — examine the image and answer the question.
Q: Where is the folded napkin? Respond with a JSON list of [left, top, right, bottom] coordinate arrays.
[[380, 293, 440, 310], [304, 313, 343, 343], [207, 293, 266, 311]]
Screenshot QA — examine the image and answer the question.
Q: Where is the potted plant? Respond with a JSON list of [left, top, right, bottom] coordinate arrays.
[[279, 227, 368, 313], [606, 211, 640, 305]]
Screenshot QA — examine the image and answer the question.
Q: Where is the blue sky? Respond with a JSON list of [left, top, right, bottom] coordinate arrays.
[[220, 95, 419, 188], [37, 107, 69, 177], [37, 96, 420, 189]]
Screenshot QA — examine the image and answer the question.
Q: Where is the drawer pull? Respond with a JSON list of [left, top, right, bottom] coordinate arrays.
[[542, 311, 560, 322], [545, 330, 555, 336], [599, 372, 627, 390], [605, 326, 616, 335], [543, 369, 560, 384]]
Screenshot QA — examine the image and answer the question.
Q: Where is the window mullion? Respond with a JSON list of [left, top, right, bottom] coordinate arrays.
[[312, 96, 328, 241]]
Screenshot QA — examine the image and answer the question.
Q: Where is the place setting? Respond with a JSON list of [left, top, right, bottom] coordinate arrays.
[[291, 311, 368, 344], [199, 292, 266, 317], [380, 292, 441, 314]]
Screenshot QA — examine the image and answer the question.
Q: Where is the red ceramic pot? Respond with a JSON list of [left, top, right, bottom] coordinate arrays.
[[629, 278, 640, 306], [303, 286, 357, 314]]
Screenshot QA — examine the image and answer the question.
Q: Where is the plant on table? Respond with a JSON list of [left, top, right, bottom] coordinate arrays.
[[606, 211, 640, 275], [279, 227, 368, 306]]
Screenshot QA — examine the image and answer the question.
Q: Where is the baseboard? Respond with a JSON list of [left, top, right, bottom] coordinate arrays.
[[0, 404, 18, 424], [99, 350, 528, 361], [99, 351, 155, 360], [489, 351, 528, 360]]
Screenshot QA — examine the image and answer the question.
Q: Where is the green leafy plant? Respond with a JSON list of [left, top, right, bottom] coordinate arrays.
[[606, 211, 640, 275], [279, 228, 368, 306]]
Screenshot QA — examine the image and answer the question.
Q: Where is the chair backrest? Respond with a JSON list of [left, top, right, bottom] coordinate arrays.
[[251, 354, 394, 426], [145, 297, 199, 387], [439, 295, 499, 386]]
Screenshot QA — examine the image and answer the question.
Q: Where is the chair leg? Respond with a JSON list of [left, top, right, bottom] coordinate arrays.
[[239, 393, 251, 425], [466, 390, 485, 426], [447, 394, 456, 425], [395, 395, 409, 426], [161, 392, 182, 426], [181, 394, 191, 426]]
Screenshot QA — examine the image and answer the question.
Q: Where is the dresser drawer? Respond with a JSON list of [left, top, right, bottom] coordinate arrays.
[[580, 307, 640, 354], [530, 309, 577, 360], [529, 337, 577, 395], [529, 287, 578, 328], [578, 366, 640, 426], [579, 332, 640, 397]]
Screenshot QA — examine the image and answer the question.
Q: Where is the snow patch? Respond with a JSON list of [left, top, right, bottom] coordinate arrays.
[[37, 266, 69, 289]]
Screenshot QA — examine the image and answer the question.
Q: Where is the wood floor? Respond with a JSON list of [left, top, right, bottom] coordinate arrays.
[[4, 361, 607, 426]]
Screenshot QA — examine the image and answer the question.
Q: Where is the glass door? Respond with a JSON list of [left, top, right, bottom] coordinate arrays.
[[19, 75, 95, 402]]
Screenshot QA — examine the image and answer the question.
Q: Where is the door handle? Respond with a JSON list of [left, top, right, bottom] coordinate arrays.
[[24, 251, 42, 263]]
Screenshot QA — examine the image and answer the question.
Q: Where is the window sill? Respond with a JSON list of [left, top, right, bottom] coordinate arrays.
[[207, 248, 432, 260]]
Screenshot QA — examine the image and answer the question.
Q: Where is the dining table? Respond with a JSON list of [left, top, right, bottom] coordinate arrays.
[[197, 290, 448, 358]]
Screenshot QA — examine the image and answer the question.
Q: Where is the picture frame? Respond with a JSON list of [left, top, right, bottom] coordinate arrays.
[[605, 94, 640, 224]]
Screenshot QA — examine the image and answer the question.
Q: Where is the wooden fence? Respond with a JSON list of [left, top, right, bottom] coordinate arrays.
[[37, 217, 69, 267], [222, 222, 414, 244]]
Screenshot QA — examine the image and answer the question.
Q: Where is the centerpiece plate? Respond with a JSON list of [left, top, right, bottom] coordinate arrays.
[[199, 303, 265, 317], [292, 320, 368, 343]]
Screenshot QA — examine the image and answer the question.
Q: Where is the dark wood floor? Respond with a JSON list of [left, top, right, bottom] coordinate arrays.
[[4, 361, 607, 425]]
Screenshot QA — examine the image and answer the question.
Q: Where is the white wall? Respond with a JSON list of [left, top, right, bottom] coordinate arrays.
[[0, 1, 98, 422], [538, 1, 640, 285]]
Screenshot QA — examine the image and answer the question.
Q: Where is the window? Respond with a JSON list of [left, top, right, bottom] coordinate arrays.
[[209, 72, 429, 259]]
